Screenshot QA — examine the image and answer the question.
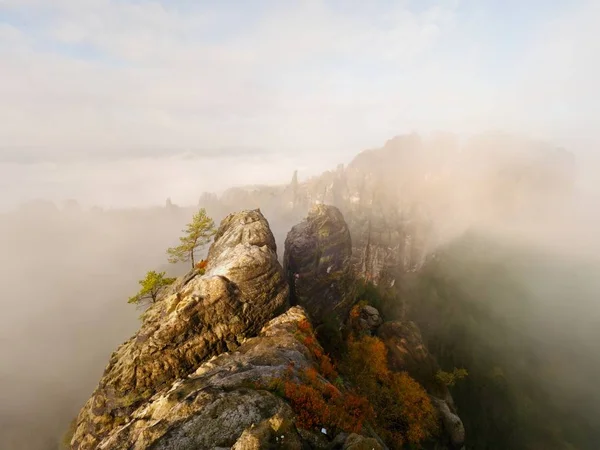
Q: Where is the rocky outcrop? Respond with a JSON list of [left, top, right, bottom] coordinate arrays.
[[284, 204, 354, 325], [75, 305, 381, 449], [351, 304, 383, 335], [90, 307, 309, 449], [71, 209, 288, 449], [377, 321, 465, 450]]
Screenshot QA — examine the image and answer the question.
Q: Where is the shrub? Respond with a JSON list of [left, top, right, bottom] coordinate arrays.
[[296, 319, 339, 382], [258, 320, 375, 435], [343, 335, 438, 449], [283, 368, 373, 434], [128, 270, 176, 305], [390, 372, 439, 445], [195, 259, 208, 275], [435, 367, 469, 388]]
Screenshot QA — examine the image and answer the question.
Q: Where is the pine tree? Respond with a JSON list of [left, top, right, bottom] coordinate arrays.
[[128, 271, 176, 305], [167, 208, 216, 268]]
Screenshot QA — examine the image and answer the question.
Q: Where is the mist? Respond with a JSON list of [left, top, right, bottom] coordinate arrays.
[[2, 0, 600, 449], [1, 130, 600, 449]]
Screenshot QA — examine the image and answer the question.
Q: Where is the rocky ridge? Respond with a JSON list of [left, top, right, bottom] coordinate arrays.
[[92, 306, 382, 449], [71, 210, 289, 449], [71, 205, 466, 450]]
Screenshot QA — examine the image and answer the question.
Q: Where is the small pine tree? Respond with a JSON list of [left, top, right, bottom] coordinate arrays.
[[167, 208, 216, 268], [128, 271, 176, 305]]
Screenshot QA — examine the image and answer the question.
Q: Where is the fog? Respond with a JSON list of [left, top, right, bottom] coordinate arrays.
[[1, 132, 599, 449], [2, 0, 600, 449]]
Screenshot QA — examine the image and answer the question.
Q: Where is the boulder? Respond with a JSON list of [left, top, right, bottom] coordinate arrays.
[[71, 209, 288, 449], [355, 305, 383, 334], [283, 204, 353, 325]]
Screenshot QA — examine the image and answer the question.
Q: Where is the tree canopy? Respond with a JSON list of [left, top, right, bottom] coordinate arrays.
[[128, 271, 176, 305], [167, 208, 216, 268]]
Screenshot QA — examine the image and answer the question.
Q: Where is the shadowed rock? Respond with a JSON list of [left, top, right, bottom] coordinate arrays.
[[283, 204, 353, 325], [70, 209, 288, 449]]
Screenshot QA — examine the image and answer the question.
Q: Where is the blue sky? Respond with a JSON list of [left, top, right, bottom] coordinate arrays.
[[0, 0, 598, 206]]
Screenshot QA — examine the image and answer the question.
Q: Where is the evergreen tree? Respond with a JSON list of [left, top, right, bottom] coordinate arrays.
[[167, 208, 216, 268], [128, 271, 176, 305]]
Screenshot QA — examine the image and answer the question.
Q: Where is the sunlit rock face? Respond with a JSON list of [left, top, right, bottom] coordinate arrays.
[[71, 209, 289, 449], [283, 204, 354, 326], [83, 307, 316, 450]]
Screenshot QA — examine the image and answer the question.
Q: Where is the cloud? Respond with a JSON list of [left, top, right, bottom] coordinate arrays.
[[0, 0, 598, 204], [0, 1, 461, 156]]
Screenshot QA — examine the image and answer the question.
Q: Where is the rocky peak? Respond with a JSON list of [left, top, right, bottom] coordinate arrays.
[[283, 204, 353, 325], [70, 209, 288, 449]]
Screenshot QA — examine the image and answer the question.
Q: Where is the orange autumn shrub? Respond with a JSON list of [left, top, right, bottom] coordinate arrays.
[[195, 259, 208, 275], [297, 319, 312, 333], [390, 372, 438, 445], [319, 356, 337, 380], [283, 368, 373, 433], [345, 335, 390, 387], [284, 380, 328, 429], [343, 335, 438, 449], [296, 319, 339, 382], [263, 320, 374, 434]]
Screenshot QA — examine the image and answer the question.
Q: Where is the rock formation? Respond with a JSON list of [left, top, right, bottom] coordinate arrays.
[[283, 204, 354, 325], [70, 209, 387, 450], [350, 304, 383, 335], [71, 209, 288, 449], [75, 305, 383, 449]]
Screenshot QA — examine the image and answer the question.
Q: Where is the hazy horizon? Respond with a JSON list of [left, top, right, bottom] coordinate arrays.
[[2, 0, 600, 213]]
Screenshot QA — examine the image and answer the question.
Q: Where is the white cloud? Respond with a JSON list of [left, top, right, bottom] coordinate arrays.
[[0, 0, 599, 206], [0, 1, 461, 154]]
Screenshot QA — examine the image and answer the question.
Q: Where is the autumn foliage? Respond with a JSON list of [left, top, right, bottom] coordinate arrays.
[[260, 317, 437, 447], [282, 367, 373, 433], [262, 319, 373, 435], [195, 259, 208, 274], [344, 335, 438, 448], [296, 319, 339, 381]]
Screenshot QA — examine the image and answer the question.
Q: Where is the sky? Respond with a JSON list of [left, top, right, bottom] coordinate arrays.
[[0, 0, 599, 208]]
